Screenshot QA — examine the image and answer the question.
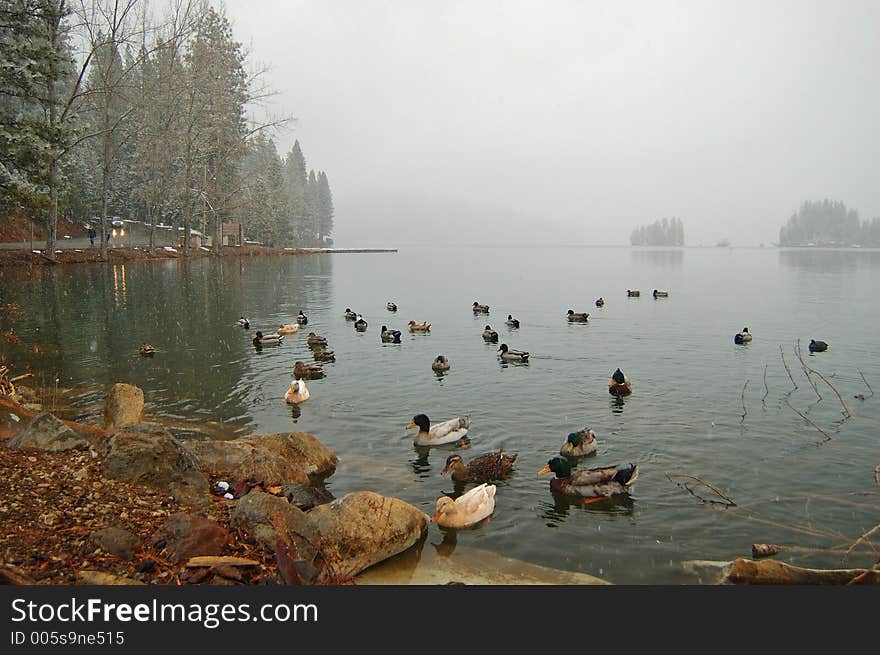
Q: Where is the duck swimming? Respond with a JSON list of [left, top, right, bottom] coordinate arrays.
[[432, 355, 451, 371], [595, 297, 605, 307], [139, 343, 156, 357], [386, 302, 398, 312], [313, 348, 335, 362], [306, 332, 328, 347], [734, 327, 753, 344], [408, 320, 431, 332], [472, 301, 490, 314], [354, 315, 368, 332], [343, 308, 357, 320], [567, 309, 590, 322], [432, 483, 496, 528], [498, 343, 529, 362], [809, 339, 828, 352], [284, 379, 309, 404], [627, 290, 640, 297], [238, 317, 250, 329], [278, 323, 299, 335], [407, 414, 469, 446], [608, 368, 632, 396], [296, 310, 308, 325], [653, 289, 669, 298], [441, 451, 518, 483], [253, 330, 284, 347], [293, 361, 324, 380], [560, 428, 597, 457], [505, 315, 520, 328], [482, 325, 499, 342], [381, 326, 402, 343], [539, 457, 638, 499]]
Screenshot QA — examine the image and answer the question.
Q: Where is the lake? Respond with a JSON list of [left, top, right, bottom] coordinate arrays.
[[2, 246, 878, 583]]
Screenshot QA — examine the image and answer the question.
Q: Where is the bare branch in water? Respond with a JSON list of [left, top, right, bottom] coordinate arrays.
[[857, 369, 874, 398], [780, 345, 798, 392], [796, 340, 853, 417], [784, 397, 833, 443], [740, 379, 749, 423], [795, 340, 822, 401], [844, 523, 880, 560], [666, 473, 737, 507], [762, 363, 769, 406]]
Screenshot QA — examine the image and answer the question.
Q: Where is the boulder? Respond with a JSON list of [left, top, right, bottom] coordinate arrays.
[[8, 412, 90, 451], [90, 527, 139, 560], [183, 432, 337, 487], [103, 383, 144, 431], [306, 491, 429, 582], [230, 492, 319, 562], [101, 423, 208, 492], [153, 514, 228, 563], [282, 483, 334, 511]]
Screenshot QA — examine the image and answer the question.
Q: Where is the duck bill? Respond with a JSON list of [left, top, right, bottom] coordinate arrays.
[[406, 420, 416, 430], [440, 465, 451, 476], [431, 511, 441, 522], [537, 464, 552, 476]]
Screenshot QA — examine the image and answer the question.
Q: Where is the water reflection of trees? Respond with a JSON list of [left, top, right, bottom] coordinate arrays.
[[630, 248, 684, 270], [778, 248, 880, 274]]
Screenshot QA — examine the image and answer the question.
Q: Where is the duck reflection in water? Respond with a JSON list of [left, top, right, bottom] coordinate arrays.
[[539, 492, 635, 525], [610, 395, 626, 414], [431, 528, 458, 557], [289, 403, 302, 420]]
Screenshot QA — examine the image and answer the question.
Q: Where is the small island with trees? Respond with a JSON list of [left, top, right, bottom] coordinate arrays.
[[630, 217, 685, 246], [778, 199, 880, 247]]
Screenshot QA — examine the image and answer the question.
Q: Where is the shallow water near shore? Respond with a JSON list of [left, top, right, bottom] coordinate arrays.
[[2, 246, 879, 583]]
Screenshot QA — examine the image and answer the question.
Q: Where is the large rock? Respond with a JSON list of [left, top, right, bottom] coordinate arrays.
[[153, 514, 228, 563], [103, 383, 144, 431], [8, 412, 90, 451], [306, 491, 429, 582], [230, 491, 319, 558], [183, 432, 337, 487], [90, 527, 139, 560], [101, 423, 208, 492]]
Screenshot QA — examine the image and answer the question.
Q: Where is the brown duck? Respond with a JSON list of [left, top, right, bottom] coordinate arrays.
[[441, 451, 518, 483]]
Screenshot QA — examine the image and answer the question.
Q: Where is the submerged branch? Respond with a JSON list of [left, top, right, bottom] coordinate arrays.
[[762, 363, 769, 406], [740, 379, 749, 423], [780, 345, 797, 392], [857, 369, 874, 397], [784, 397, 832, 443], [795, 340, 822, 401], [666, 473, 737, 507]]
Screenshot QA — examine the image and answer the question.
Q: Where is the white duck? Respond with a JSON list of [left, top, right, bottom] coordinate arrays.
[[432, 483, 496, 528], [407, 413, 469, 446], [284, 379, 310, 404]]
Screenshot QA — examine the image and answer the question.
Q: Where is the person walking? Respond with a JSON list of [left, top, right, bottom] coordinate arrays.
[[88, 227, 96, 247]]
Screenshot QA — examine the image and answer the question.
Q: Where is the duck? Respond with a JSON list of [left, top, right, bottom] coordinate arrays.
[[296, 310, 308, 325], [627, 290, 640, 297], [408, 320, 431, 332], [293, 361, 324, 380], [432, 483, 496, 528], [432, 355, 451, 371], [306, 332, 328, 347], [560, 428, 597, 457], [498, 343, 529, 362], [734, 327, 753, 344], [354, 315, 368, 332], [407, 414, 470, 446], [653, 289, 669, 298], [386, 302, 398, 312], [539, 457, 638, 499], [608, 368, 632, 396], [139, 343, 156, 357], [809, 339, 828, 353], [381, 326, 402, 343], [441, 450, 518, 483], [313, 348, 335, 362], [278, 323, 300, 335], [284, 379, 309, 404], [482, 325, 499, 342], [238, 316, 250, 329], [595, 297, 605, 307], [253, 330, 284, 347], [343, 308, 357, 320], [472, 301, 490, 314], [567, 309, 590, 322], [505, 315, 520, 328]]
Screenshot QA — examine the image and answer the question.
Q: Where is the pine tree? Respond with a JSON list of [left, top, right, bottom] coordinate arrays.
[[317, 170, 334, 243]]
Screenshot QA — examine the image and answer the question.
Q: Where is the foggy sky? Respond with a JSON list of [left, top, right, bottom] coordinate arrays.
[[223, 0, 880, 247]]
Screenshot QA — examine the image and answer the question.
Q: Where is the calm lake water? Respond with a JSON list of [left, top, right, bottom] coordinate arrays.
[[2, 246, 879, 583]]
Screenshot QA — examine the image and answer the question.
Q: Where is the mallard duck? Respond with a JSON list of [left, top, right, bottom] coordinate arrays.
[[432, 483, 496, 528], [408, 320, 431, 332], [809, 339, 828, 352], [343, 308, 357, 320], [313, 348, 335, 362], [482, 325, 499, 342], [567, 309, 590, 322], [506, 315, 520, 328], [139, 343, 156, 357], [407, 414, 470, 446], [238, 316, 250, 329], [627, 290, 640, 297], [296, 310, 308, 325], [253, 330, 284, 347], [307, 332, 328, 347], [472, 301, 490, 314], [734, 327, 753, 344], [293, 361, 324, 380], [354, 315, 368, 332], [441, 450, 518, 483], [381, 326, 402, 343], [653, 289, 669, 298], [284, 379, 309, 404], [608, 368, 632, 396], [278, 323, 299, 335], [595, 297, 605, 307], [432, 355, 451, 371], [560, 428, 597, 457], [539, 457, 638, 499], [387, 302, 398, 312], [498, 343, 529, 362]]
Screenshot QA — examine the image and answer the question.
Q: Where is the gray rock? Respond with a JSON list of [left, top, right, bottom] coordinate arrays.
[[8, 412, 90, 452], [103, 383, 144, 431], [101, 423, 208, 492], [90, 527, 139, 560], [230, 492, 319, 561], [282, 483, 334, 511], [152, 514, 228, 563]]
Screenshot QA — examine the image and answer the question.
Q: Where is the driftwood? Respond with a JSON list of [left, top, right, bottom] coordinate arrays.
[[751, 543, 876, 558], [725, 558, 880, 585], [780, 345, 798, 392], [185, 556, 260, 568]]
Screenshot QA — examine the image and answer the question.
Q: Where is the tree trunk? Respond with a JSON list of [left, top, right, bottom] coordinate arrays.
[[46, 160, 58, 261], [147, 203, 155, 249]]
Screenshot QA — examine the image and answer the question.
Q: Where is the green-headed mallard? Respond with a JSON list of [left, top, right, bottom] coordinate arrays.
[[408, 320, 431, 332], [238, 316, 250, 329], [284, 378, 309, 404], [307, 332, 328, 347], [253, 330, 283, 347], [734, 327, 752, 345], [343, 308, 357, 320], [560, 428, 597, 457], [538, 457, 638, 499], [293, 361, 324, 380], [296, 310, 308, 325], [506, 315, 520, 328], [278, 323, 299, 335], [387, 302, 398, 312], [653, 289, 669, 298], [473, 301, 490, 314], [432, 483, 496, 528], [627, 290, 640, 297], [482, 325, 499, 342], [567, 309, 589, 322], [608, 368, 631, 396], [354, 315, 368, 332], [595, 298, 605, 307], [432, 355, 450, 371], [441, 450, 518, 483], [139, 343, 156, 357], [381, 325, 402, 343], [407, 414, 469, 446], [499, 343, 529, 362], [809, 339, 828, 352], [313, 348, 335, 362]]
